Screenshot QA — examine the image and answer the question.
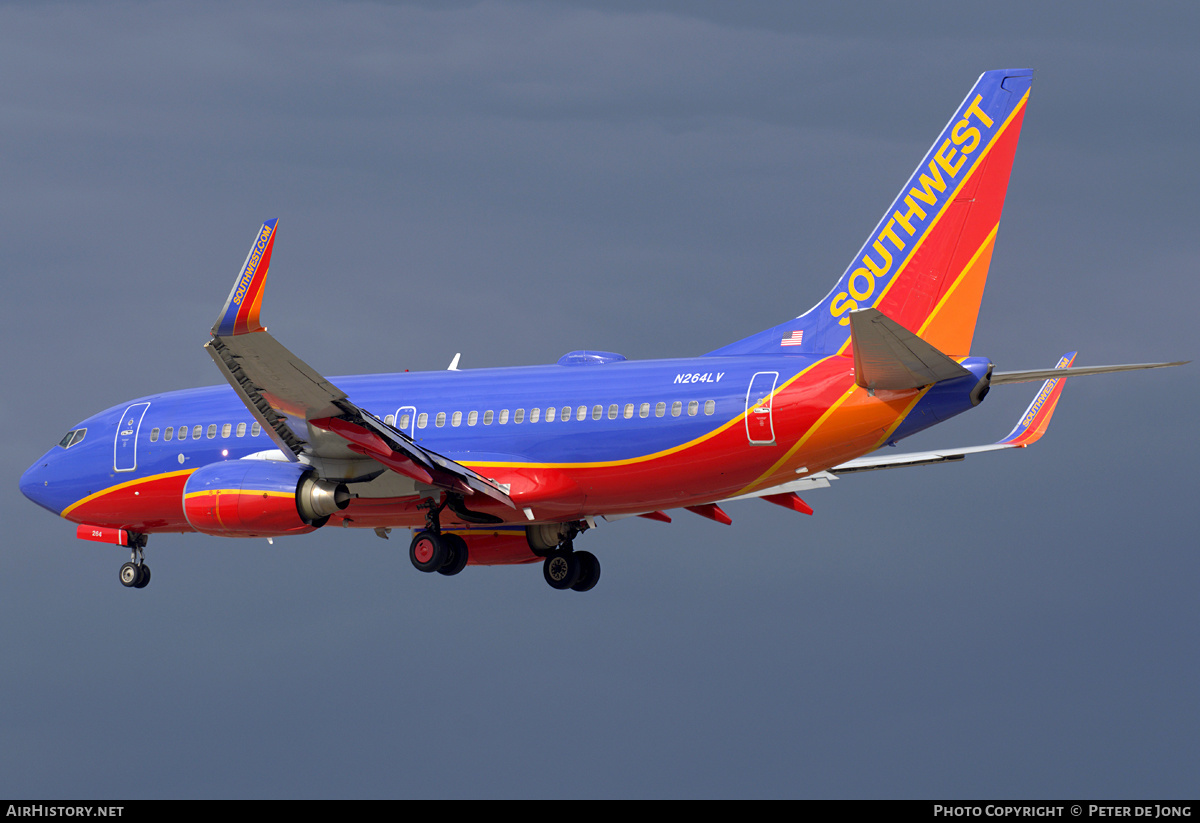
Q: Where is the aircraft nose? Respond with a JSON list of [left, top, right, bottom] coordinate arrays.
[[20, 458, 60, 515]]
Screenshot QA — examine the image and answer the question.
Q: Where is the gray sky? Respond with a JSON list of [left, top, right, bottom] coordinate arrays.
[[3, 1, 1196, 799]]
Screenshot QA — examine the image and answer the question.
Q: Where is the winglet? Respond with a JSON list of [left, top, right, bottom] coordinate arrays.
[[998, 352, 1075, 447], [212, 220, 278, 336]]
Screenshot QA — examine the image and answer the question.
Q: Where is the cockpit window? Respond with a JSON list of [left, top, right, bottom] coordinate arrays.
[[58, 428, 87, 449]]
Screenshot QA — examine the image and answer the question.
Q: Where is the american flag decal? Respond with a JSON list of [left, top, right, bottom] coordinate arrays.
[[780, 330, 804, 347]]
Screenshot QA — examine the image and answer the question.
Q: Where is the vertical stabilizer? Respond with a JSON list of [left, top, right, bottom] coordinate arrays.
[[708, 69, 1033, 358]]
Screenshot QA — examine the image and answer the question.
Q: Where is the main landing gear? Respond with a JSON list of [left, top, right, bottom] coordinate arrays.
[[527, 522, 601, 593], [542, 543, 601, 592], [409, 530, 469, 576], [118, 533, 151, 589], [409, 496, 469, 576], [408, 499, 602, 592]]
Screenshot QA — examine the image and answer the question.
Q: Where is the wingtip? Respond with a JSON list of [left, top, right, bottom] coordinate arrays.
[[997, 352, 1075, 447], [211, 220, 278, 337]]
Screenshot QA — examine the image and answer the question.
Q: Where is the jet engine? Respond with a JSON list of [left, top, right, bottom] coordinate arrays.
[[182, 460, 349, 537]]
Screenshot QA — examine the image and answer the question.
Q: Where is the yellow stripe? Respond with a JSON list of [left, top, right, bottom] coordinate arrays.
[[62, 469, 196, 518], [915, 222, 1000, 338], [868, 384, 933, 451], [469, 357, 836, 470], [183, 489, 294, 499], [733, 378, 936, 497], [732, 382, 859, 496], [836, 90, 1030, 357]]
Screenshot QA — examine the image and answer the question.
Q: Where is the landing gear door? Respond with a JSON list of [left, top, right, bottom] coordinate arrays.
[[394, 405, 418, 439], [114, 402, 150, 472], [745, 372, 778, 446]]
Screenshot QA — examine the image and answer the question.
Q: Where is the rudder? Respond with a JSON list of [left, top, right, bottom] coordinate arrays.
[[708, 69, 1033, 358]]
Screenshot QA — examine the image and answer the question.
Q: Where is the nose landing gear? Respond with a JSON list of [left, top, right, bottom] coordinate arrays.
[[118, 533, 151, 589]]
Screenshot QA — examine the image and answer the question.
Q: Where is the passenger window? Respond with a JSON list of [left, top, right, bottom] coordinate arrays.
[[193, 425, 203, 440], [150, 428, 160, 442], [639, 403, 650, 419], [236, 422, 246, 437], [608, 404, 618, 420], [499, 409, 510, 424], [592, 405, 602, 420], [399, 413, 411, 429], [655, 402, 666, 418], [530, 407, 541, 423], [417, 413, 428, 429], [484, 410, 494, 425], [624, 404, 634, 419], [576, 406, 587, 421], [562, 406, 571, 422], [467, 411, 478, 426], [704, 400, 716, 415], [179, 426, 189, 441], [515, 408, 525, 423], [164, 426, 174, 442], [221, 423, 232, 438], [671, 401, 682, 417], [436, 412, 446, 428], [207, 424, 217, 439], [451, 411, 462, 427], [688, 400, 699, 416], [251, 422, 261, 437], [385, 414, 395, 426], [546, 407, 556, 422]]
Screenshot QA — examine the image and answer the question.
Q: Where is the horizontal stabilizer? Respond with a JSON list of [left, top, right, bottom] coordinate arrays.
[[833, 352, 1076, 473], [849, 308, 972, 390], [991, 360, 1188, 385]]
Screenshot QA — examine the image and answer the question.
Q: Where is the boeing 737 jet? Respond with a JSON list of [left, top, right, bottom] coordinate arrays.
[[19, 69, 1184, 592]]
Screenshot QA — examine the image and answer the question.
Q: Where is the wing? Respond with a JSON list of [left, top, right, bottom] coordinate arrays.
[[204, 221, 515, 508]]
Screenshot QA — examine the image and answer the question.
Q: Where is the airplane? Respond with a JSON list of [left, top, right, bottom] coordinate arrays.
[[19, 69, 1185, 592]]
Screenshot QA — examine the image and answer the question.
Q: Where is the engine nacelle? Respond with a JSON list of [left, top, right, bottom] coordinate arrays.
[[183, 460, 349, 538]]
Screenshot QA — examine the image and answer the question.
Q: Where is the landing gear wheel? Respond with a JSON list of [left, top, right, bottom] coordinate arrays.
[[570, 551, 600, 592], [119, 562, 141, 588], [410, 531, 448, 573], [543, 550, 581, 590], [437, 533, 469, 576], [134, 564, 151, 589]]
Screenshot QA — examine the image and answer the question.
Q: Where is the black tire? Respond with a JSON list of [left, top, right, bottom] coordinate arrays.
[[134, 564, 151, 589], [409, 531, 448, 573], [570, 551, 600, 592], [437, 533, 470, 576], [543, 550, 581, 590], [119, 562, 140, 588]]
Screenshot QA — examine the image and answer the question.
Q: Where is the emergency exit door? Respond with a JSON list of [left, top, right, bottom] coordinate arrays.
[[745, 372, 778, 446]]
